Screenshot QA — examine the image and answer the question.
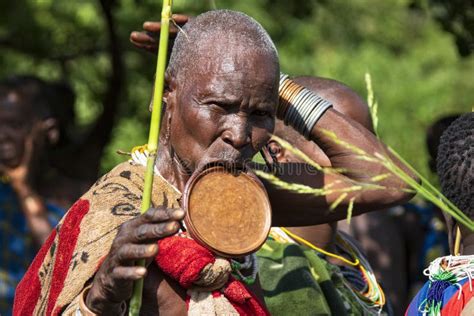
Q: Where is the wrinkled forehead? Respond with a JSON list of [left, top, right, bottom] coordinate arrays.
[[183, 43, 278, 101]]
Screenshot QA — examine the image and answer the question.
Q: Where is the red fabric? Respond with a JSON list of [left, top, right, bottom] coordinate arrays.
[[155, 236, 269, 315], [13, 229, 57, 316], [46, 199, 91, 316], [224, 278, 270, 316], [441, 280, 474, 316], [155, 236, 215, 288]]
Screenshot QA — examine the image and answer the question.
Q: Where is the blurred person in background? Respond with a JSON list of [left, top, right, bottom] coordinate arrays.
[[0, 75, 90, 315], [406, 112, 474, 316], [338, 115, 458, 314], [402, 115, 459, 291]]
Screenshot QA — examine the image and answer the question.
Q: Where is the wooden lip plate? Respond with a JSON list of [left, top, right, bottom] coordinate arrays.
[[183, 164, 272, 258]]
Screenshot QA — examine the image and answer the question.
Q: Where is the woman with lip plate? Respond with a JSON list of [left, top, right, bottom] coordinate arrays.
[[14, 10, 416, 316]]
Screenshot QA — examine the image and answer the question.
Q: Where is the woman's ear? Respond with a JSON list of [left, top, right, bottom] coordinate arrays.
[[40, 118, 60, 146], [163, 72, 177, 111], [268, 140, 286, 162], [149, 72, 176, 112]]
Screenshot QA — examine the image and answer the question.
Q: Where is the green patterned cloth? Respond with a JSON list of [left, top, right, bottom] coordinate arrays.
[[258, 240, 352, 315], [257, 236, 386, 316]]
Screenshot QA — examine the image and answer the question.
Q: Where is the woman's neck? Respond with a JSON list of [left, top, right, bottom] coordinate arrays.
[[155, 140, 191, 193]]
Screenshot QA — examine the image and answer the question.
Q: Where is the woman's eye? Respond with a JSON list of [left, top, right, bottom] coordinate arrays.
[[210, 103, 226, 111]]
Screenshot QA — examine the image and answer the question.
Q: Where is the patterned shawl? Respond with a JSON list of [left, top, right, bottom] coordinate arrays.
[[13, 160, 268, 316], [13, 161, 181, 315]]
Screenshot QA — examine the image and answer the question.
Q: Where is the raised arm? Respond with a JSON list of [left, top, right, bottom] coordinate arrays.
[[129, 21, 417, 226], [265, 87, 417, 226]]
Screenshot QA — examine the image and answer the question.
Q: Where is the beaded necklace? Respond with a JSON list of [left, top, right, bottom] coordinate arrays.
[[418, 255, 474, 315]]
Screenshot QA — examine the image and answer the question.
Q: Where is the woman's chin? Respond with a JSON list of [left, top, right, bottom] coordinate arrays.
[[0, 156, 21, 169]]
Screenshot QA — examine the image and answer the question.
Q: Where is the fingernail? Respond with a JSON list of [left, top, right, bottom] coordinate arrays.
[[147, 244, 158, 253], [166, 222, 178, 232], [173, 210, 185, 218], [136, 267, 147, 276]]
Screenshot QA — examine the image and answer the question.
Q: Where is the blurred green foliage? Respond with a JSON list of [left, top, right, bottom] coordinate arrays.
[[0, 0, 472, 182]]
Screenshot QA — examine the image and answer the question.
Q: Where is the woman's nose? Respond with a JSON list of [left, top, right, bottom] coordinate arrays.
[[221, 117, 251, 149]]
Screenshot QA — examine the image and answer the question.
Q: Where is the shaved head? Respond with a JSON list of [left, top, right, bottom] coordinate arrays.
[[167, 10, 278, 84]]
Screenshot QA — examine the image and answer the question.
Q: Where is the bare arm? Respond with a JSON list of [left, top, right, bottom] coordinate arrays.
[[11, 181, 51, 245], [265, 109, 417, 226], [1, 135, 52, 245], [128, 20, 417, 226]]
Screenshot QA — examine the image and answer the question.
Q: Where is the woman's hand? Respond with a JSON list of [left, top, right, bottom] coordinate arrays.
[[130, 14, 189, 54], [85, 206, 185, 314]]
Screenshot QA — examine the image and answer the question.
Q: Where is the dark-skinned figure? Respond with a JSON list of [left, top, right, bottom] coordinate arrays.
[[14, 10, 416, 315]]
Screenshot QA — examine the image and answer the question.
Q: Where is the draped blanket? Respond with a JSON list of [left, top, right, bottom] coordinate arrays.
[[257, 228, 388, 316], [13, 161, 268, 315]]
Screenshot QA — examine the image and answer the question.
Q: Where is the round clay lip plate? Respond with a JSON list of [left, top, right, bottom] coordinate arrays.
[[183, 165, 272, 258]]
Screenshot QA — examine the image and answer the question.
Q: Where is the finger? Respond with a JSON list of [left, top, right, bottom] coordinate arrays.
[[143, 21, 161, 32], [143, 207, 184, 223], [143, 15, 188, 30], [143, 20, 181, 37], [130, 33, 158, 54], [130, 31, 156, 45], [171, 14, 189, 25], [112, 266, 147, 280], [129, 41, 158, 54], [142, 14, 188, 30], [113, 212, 180, 246], [132, 221, 180, 242], [116, 243, 159, 262]]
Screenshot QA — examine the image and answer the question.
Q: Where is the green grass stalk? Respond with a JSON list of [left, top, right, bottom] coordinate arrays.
[[128, 1, 172, 315], [365, 72, 378, 135], [346, 198, 355, 224]]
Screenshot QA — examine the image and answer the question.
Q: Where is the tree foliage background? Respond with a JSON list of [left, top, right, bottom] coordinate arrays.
[[0, 0, 472, 182]]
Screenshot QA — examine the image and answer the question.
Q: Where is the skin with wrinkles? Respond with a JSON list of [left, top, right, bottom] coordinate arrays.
[[270, 76, 374, 250], [85, 11, 417, 315], [87, 12, 278, 315], [0, 77, 90, 246]]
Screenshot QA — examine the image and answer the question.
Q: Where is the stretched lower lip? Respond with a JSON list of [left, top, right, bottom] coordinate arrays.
[[200, 159, 249, 171], [208, 156, 243, 164]]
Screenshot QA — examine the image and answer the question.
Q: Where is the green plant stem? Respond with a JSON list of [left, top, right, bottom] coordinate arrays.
[[128, 1, 172, 315], [272, 125, 473, 230], [387, 147, 465, 215], [377, 153, 473, 230]]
